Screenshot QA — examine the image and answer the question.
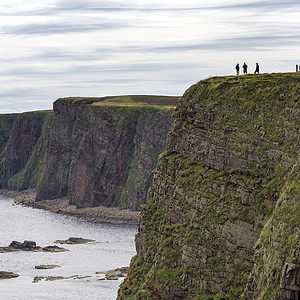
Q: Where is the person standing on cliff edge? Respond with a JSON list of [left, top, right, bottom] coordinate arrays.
[[243, 62, 248, 74], [254, 63, 259, 74], [235, 63, 240, 76]]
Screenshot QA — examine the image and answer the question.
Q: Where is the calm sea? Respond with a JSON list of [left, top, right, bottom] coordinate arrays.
[[0, 195, 137, 300]]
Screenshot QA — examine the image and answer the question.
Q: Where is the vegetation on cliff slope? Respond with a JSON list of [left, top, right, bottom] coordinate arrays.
[[118, 73, 300, 299], [244, 154, 300, 299], [0, 111, 51, 190], [0, 114, 19, 155]]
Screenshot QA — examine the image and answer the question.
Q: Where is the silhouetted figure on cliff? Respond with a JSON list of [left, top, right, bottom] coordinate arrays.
[[254, 63, 259, 74], [243, 62, 248, 75], [235, 63, 240, 76]]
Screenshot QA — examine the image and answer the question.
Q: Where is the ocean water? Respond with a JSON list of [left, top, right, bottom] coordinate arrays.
[[0, 195, 137, 300]]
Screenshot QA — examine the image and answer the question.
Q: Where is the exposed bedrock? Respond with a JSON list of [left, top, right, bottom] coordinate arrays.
[[0, 97, 176, 210], [118, 73, 300, 299]]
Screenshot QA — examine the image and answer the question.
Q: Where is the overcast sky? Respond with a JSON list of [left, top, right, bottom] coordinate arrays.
[[0, 0, 299, 113]]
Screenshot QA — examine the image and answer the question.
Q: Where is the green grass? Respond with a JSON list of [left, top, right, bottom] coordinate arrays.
[[93, 95, 179, 108], [55, 95, 179, 109]]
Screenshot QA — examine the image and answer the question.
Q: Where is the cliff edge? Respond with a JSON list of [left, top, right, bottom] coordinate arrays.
[[118, 73, 300, 299]]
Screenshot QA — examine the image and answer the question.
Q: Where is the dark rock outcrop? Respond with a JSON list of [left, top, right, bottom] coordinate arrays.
[[118, 73, 300, 299], [35, 265, 60, 269], [0, 271, 19, 280], [54, 237, 95, 244], [0, 240, 68, 253]]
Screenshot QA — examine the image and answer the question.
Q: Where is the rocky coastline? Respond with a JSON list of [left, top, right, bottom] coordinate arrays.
[[0, 189, 140, 224]]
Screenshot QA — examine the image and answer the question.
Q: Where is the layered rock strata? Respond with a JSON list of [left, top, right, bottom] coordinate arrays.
[[0, 97, 176, 210], [118, 73, 300, 299]]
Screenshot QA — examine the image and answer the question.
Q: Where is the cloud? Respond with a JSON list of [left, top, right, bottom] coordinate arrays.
[[0, 87, 41, 98], [45, 0, 300, 14], [46, 0, 300, 13], [2, 19, 130, 35], [222, 0, 300, 11], [1, 0, 299, 18], [146, 34, 300, 53]]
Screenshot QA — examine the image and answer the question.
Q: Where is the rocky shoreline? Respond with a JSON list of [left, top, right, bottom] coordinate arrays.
[[0, 189, 140, 224], [0, 237, 130, 283]]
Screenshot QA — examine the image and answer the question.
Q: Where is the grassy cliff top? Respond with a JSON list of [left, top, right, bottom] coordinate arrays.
[[192, 72, 300, 103], [200, 72, 300, 84], [56, 95, 179, 109]]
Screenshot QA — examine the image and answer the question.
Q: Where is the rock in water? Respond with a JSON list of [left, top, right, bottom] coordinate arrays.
[[9, 240, 37, 250], [0, 271, 19, 279], [0, 241, 68, 253], [35, 265, 61, 269], [43, 245, 69, 252], [54, 237, 95, 244]]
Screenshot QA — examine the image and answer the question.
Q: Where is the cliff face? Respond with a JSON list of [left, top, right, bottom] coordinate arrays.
[[0, 114, 19, 155], [0, 111, 49, 189], [118, 73, 300, 299], [0, 97, 176, 210], [37, 98, 173, 209], [244, 155, 300, 299]]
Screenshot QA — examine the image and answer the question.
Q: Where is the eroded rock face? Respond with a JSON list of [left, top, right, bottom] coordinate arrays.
[[0, 112, 48, 189], [0, 98, 174, 210], [280, 261, 300, 300], [118, 74, 300, 299], [244, 157, 300, 299], [0, 114, 19, 156]]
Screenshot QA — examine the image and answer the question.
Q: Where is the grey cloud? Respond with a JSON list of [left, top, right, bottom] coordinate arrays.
[[48, 0, 300, 13], [0, 88, 40, 98], [54, 0, 129, 11], [0, 59, 198, 80], [2, 0, 299, 17], [0, 1, 130, 16], [143, 34, 300, 53], [1, 33, 298, 70], [221, 0, 300, 11], [3, 20, 128, 35], [0, 48, 113, 64], [68, 61, 198, 74], [0, 65, 69, 77], [84, 33, 300, 55]]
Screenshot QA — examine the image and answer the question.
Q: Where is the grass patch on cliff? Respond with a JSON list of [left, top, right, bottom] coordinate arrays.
[[181, 73, 300, 156], [0, 114, 19, 155], [92, 95, 179, 109], [246, 158, 300, 299]]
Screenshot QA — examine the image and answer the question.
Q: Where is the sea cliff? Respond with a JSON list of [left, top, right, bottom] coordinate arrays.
[[0, 96, 177, 211], [118, 73, 300, 299]]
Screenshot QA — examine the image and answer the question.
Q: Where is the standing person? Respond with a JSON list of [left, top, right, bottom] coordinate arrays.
[[243, 62, 248, 75], [254, 63, 259, 74], [235, 63, 240, 76]]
